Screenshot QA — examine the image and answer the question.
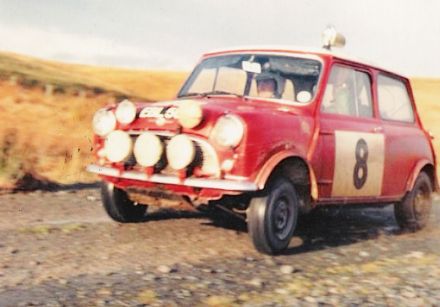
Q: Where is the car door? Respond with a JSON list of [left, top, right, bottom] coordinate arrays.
[[313, 64, 386, 201], [376, 73, 434, 198]]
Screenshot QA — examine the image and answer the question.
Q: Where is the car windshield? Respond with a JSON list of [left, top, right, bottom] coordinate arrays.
[[178, 53, 322, 103]]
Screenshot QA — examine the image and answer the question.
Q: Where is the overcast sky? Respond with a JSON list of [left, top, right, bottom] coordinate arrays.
[[0, 0, 439, 76]]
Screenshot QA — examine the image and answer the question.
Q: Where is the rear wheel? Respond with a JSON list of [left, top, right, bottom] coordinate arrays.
[[247, 178, 299, 255], [394, 172, 432, 231], [101, 182, 147, 223]]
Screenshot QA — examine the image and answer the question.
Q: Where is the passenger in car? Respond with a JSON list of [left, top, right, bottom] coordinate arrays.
[[333, 82, 351, 114], [321, 66, 356, 115], [332, 69, 354, 115]]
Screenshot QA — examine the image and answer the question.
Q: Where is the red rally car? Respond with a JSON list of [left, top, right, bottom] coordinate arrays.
[[87, 32, 438, 254]]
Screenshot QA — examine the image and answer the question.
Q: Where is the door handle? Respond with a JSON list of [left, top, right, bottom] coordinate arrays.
[[372, 126, 383, 133]]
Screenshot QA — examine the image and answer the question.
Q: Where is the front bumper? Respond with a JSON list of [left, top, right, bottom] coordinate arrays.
[[87, 164, 258, 192]]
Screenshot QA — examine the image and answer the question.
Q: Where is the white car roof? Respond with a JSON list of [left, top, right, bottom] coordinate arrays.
[[204, 45, 406, 78]]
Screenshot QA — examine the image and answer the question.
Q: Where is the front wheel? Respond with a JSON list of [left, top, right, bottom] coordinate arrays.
[[101, 182, 148, 223], [394, 172, 432, 231], [247, 178, 299, 255]]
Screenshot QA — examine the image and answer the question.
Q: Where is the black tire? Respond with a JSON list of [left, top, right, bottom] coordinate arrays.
[[394, 172, 432, 231], [247, 178, 299, 255], [101, 182, 147, 223]]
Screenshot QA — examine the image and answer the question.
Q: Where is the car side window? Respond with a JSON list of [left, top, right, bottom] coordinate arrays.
[[321, 65, 373, 118], [377, 75, 414, 122]]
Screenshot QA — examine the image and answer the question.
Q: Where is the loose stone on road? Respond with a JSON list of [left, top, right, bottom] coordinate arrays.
[[0, 188, 439, 305]]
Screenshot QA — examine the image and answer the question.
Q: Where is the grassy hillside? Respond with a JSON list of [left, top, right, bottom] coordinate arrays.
[[0, 51, 438, 189], [70, 65, 188, 101], [0, 51, 130, 97], [0, 51, 187, 188], [0, 51, 188, 101]]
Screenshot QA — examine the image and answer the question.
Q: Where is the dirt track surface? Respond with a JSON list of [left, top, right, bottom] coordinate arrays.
[[1, 187, 440, 306]]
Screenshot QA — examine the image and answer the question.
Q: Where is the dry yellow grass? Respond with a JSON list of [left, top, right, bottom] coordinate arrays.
[[0, 51, 188, 101], [0, 81, 113, 186], [0, 52, 187, 187], [70, 65, 188, 101], [411, 78, 440, 178], [0, 51, 438, 188]]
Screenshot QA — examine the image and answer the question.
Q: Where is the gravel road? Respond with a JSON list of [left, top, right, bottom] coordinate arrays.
[[1, 187, 440, 306]]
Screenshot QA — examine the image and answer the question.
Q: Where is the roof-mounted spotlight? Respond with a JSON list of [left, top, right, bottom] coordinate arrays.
[[322, 26, 346, 50]]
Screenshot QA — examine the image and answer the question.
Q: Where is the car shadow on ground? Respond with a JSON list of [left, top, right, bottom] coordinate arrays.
[[201, 205, 402, 255], [11, 175, 101, 193], [141, 208, 205, 222], [281, 206, 399, 255]]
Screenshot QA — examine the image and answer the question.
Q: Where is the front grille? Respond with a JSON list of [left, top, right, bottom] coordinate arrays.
[[127, 131, 220, 178], [123, 136, 138, 168]]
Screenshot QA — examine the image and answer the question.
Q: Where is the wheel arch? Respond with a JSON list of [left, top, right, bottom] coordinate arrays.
[[406, 160, 438, 193], [254, 153, 318, 212]]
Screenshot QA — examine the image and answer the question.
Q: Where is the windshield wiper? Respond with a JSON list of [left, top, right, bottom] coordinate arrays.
[[179, 91, 243, 98], [204, 90, 242, 97], [178, 92, 205, 98]]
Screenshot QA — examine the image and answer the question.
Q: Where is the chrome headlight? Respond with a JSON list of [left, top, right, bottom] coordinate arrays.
[[177, 100, 203, 129], [93, 109, 116, 136], [115, 99, 137, 124], [104, 130, 132, 162], [134, 132, 163, 167], [166, 134, 195, 170], [211, 115, 245, 147]]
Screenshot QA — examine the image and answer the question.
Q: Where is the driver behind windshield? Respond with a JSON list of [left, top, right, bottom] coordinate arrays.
[[256, 73, 279, 99]]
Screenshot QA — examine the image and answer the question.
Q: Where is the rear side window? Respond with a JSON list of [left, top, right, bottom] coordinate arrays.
[[321, 65, 373, 118], [377, 75, 414, 122]]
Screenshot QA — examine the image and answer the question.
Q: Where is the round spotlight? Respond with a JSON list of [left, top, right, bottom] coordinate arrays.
[[166, 134, 195, 170], [115, 99, 137, 124], [211, 114, 245, 147], [133, 132, 163, 167], [177, 100, 203, 129], [104, 130, 132, 162], [93, 109, 116, 136]]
